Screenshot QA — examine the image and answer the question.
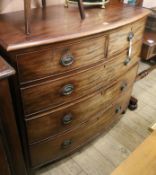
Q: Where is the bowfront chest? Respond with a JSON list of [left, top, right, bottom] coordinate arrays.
[[0, 2, 149, 174]]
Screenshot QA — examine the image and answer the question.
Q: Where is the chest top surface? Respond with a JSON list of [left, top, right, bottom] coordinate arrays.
[[0, 2, 149, 52]]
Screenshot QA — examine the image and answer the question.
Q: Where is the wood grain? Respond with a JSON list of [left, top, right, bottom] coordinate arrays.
[[108, 19, 146, 57], [26, 65, 138, 144], [20, 40, 140, 116], [0, 3, 149, 51], [17, 35, 106, 84], [29, 92, 131, 167], [0, 58, 27, 175]]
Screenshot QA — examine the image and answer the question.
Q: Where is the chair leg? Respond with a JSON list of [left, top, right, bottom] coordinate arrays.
[[24, 0, 31, 35], [77, 0, 85, 19], [42, 0, 46, 8], [65, 0, 69, 7]]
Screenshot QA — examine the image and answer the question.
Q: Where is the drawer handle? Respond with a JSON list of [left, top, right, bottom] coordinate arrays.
[[128, 32, 134, 41], [61, 84, 74, 96], [62, 113, 73, 125], [60, 54, 74, 67], [115, 105, 122, 114], [124, 57, 131, 65], [61, 139, 72, 149], [120, 82, 127, 92], [127, 32, 134, 59]]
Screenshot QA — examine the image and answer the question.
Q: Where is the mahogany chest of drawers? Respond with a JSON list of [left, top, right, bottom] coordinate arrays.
[[0, 2, 149, 174]]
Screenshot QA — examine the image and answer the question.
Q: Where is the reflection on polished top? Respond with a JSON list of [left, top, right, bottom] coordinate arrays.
[[0, 2, 149, 51]]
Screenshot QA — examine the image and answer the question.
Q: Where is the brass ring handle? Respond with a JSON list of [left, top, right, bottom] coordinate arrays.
[[61, 139, 72, 149], [120, 82, 128, 92], [62, 113, 73, 125], [115, 105, 122, 114], [60, 54, 74, 67], [61, 84, 74, 96]]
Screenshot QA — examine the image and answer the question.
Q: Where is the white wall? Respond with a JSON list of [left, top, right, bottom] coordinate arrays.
[[143, 0, 156, 8], [0, 0, 64, 14]]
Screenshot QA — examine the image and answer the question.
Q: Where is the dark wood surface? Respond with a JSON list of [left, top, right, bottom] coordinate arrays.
[[30, 91, 131, 168], [0, 56, 27, 175], [0, 56, 15, 80], [21, 40, 141, 117], [0, 134, 11, 175], [0, 2, 149, 173], [141, 31, 156, 60], [17, 34, 106, 84], [0, 3, 149, 51], [26, 64, 138, 145]]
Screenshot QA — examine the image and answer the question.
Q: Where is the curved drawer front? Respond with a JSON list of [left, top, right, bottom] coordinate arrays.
[[29, 92, 131, 167], [21, 63, 105, 116], [26, 64, 138, 144], [108, 19, 146, 57], [21, 41, 140, 116], [17, 35, 106, 84]]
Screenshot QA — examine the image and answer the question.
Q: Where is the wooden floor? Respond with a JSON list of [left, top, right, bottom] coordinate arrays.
[[36, 63, 156, 175]]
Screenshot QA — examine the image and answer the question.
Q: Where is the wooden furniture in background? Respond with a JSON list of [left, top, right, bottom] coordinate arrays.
[[111, 130, 156, 175], [137, 10, 156, 81], [141, 31, 156, 60], [0, 57, 27, 175], [0, 2, 149, 174], [24, 0, 85, 34]]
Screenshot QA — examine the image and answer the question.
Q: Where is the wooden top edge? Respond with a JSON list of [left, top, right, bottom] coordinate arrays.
[[0, 3, 150, 52], [0, 56, 15, 79]]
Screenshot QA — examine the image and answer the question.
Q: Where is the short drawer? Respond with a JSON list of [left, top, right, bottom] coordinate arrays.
[[108, 19, 146, 57], [29, 92, 131, 167], [21, 41, 140, 116], [26, 64, 138, 144], [17, 35, 106, 84]]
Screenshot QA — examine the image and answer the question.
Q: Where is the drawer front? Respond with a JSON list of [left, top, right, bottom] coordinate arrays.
[[108, 19, 146, 57], [17, 36, 106, 84], [26, 64, 138, 144], [21, 63, 105, 116], [29, 92, 131, 167], [21, 41, 140, 116]]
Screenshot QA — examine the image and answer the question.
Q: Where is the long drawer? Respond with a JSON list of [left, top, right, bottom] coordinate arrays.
[[17, 35, 106, 84], [21, 63, 106, 116], [26, 64, 138, 144], [29, 91, 131, 167], [21, 41, 140, 116], [108, 19, 146, 57]]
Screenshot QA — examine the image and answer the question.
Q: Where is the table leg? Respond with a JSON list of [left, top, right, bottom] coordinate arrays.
[[24, 0, 31, 34], [78, 0, 85, 19], [42, 0, 46, 7]]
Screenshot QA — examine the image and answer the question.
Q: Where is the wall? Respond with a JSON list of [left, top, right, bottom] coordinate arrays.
[[143, 0, 156, 8], [0, 0, 64, 14], [0, 0, 156, 14]]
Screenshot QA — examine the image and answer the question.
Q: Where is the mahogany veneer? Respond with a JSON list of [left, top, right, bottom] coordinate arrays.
[[0, 2, 149, 174], [0, 57, 27, 175]]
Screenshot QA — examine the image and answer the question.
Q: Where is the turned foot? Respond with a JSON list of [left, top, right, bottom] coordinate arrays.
[[122, 110, 126, 115], [128, 96, 138, 111]]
